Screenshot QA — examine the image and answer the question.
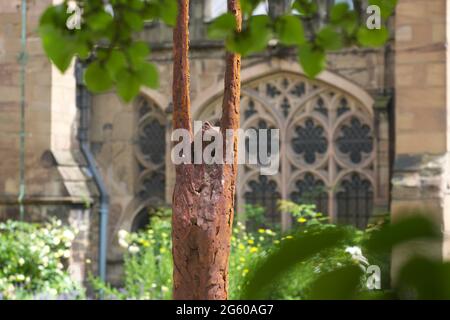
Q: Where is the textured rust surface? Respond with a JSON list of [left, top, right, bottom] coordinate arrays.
[[171, 0, 241, 300]]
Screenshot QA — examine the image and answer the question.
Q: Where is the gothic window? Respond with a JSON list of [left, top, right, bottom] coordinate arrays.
[[291, 118, 328, 164], [198, 72, 377, 229], [336, 173, 373, 229], [336, 117, 373, 164], [290, 173, 328, 215], [244, 99, 257, 120], [244, 176, 281, 226], [138, 119, 166, 165], [134, 96, 166, 227]]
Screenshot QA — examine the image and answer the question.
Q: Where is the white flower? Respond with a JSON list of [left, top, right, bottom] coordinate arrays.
[[15, 274, 25, 282], [42, 256, 48, 267], [42, 245, 50, 255], [48, 288, 58, 297], [345, 246, 362, 256], [63, 229, 75, 242], [118, 238, 129, 249], [128, 245, 140, 254], [118, 229, 129, 240], [53, 237, 61, 246], [18, 258, 25, 266], [345, 246, 369, 266], [161, 286, 169, 292]]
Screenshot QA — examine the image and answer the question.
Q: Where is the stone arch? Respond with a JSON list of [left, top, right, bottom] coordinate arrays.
[[193, 60, 378, 229], [192, 58, 374, 119]]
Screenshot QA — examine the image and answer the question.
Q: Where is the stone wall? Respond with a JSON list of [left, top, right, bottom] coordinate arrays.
[[0, 0, 94, 283], [391, 0, 450, 277]]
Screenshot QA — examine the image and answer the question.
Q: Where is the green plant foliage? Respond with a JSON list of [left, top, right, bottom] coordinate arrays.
[[369, 0, 398, 19], [91, 204, 373, 300], [298, 44, 326, 78], [275, 15, 305, 46], [41, 0, 397, 101], [39, 0, 176, 102], [357, 27, 389, 47], [308, 265, 363, 300], [226, 15, 273, 57], [0, 220, 83, 300], [207, 13, 237, 40], [243, 207, 447, 300], [365, 212, 441, 254], [91, 214, 173, 299], [207, 0, 396, 77]]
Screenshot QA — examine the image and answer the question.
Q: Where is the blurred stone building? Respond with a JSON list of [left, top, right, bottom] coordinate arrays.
[[0, 0, 447, 284]]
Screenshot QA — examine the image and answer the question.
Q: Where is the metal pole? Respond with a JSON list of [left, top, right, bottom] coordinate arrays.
[[18, 0, 28, 220]]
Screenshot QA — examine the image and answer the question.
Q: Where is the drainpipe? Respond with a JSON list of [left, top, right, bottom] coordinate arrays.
[[18, 0, 27, 220], [75, 61, 110, 283]]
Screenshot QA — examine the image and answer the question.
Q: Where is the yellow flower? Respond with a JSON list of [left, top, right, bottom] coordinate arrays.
[[250, 247, 258, 253], [239, 257, 245, 263], [285, 235, 294, 240], [160, 248, 167, 253], [297, 217, 307, 223], [258, 229, 265, 234], [238, 244, 245, 250], [247, 239, 254, 244], [242, 269, 249, 276]]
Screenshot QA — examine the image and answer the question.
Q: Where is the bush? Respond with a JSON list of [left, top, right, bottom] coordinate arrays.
[[91, 215, 173, 300], [92, 203, 387, 300], [0, 219, 83, 300]]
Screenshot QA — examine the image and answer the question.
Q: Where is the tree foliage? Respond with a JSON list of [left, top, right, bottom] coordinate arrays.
[[40, 0, 396, 102]]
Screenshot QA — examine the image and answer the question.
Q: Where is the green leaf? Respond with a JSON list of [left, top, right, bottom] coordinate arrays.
[[366, 213, 441, 254], [242, 228, 347, 299], [330, 3, 357, 34], [330, 3, 350, 23], [316, 27, 343, 50], [357, 26, 389, 47], [137, 62, 159, 88], [159, 0, 178, 27], [275, 15, 305, 46], [292, 0, 318, 16], [240, 0, 264, 16], [116, 70, 141, 102], [226, 15, 271, 56], [86, 11, 113, 31], [123, 10, 144, 31], [105, 50, 127, 81], [369, 0, 398, 19], [207, 13, 237, 40], [39, 4, 68, 28], [127, 41, 150, 68], [308, 265, 363, 300], [84, 61, 114, 93], [397, 257, 450, 299], [298, 44, 326, 78], [39, 25, 75, 72]]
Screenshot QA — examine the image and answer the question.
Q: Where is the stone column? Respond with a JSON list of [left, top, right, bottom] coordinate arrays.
[[392, 0, 450, 275]]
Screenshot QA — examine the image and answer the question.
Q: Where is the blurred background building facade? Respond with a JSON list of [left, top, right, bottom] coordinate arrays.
[[0, 0, 446, 284]]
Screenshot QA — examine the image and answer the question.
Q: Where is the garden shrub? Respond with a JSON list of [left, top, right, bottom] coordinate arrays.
[[92, 203, 388, 300], [0, 219, 83, 300]]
